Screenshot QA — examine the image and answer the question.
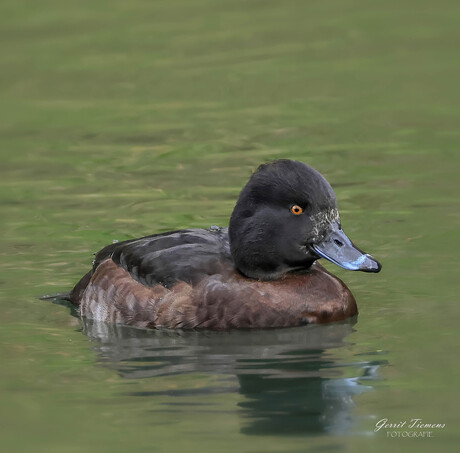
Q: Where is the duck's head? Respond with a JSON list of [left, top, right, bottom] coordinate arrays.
[[229, 159, 381, 280]]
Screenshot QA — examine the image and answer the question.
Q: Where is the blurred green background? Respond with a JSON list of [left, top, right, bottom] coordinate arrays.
[[0, 0, 459, 452]]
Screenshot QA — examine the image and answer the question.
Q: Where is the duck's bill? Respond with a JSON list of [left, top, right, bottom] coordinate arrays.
[[311, 224, 381, 273]]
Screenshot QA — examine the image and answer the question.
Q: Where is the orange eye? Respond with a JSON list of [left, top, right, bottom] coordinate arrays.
[[290, 205, 303, 215]]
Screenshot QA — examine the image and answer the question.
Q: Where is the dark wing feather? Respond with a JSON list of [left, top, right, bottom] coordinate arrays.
[[107, 228, 232, 289], [93, 229, 189, 267]]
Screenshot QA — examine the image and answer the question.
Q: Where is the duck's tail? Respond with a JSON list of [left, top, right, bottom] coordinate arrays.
[[40, 270, 92, 307], [39, 293, 72, 301]]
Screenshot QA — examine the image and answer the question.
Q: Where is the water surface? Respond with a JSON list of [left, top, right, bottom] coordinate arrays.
[[1, 0, 459, 452]]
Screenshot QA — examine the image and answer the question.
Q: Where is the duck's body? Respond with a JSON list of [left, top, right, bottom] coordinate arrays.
[[67, 160, 380, 330], [71, 228, 357, 329]]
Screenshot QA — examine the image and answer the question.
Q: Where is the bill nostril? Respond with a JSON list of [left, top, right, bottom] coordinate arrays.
[[334, 239, 344, 247]]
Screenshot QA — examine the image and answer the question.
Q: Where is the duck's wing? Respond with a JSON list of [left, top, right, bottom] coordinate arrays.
[[107, 228, 233, 288], [69, 228, 232, 305]]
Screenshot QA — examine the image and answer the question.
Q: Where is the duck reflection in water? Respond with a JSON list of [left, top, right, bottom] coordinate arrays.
[[80, 317, 384, 436]]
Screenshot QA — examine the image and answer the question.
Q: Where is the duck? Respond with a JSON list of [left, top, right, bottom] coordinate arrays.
[[65, 159, 381, 330]]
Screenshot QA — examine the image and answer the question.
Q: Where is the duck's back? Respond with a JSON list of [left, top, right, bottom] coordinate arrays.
[[71, 228, 231, 299], [102, 228, 232, 288], [70, 228, 357, 330]]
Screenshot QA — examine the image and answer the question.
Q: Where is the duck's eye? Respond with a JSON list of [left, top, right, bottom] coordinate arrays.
[[290, 205, 303, 215]]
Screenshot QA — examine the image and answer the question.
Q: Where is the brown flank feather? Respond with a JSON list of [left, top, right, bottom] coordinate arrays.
[[75, 259, 357, 330]]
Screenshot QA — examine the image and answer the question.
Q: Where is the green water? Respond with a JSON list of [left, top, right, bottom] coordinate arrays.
[[1, 0, 459, 451]]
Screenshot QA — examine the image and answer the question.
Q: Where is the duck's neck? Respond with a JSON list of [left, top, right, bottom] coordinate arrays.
[[228, 216, 317, 281]]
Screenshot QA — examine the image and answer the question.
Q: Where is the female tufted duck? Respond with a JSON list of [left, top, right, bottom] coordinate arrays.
[[66, 159, 381, 330]]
